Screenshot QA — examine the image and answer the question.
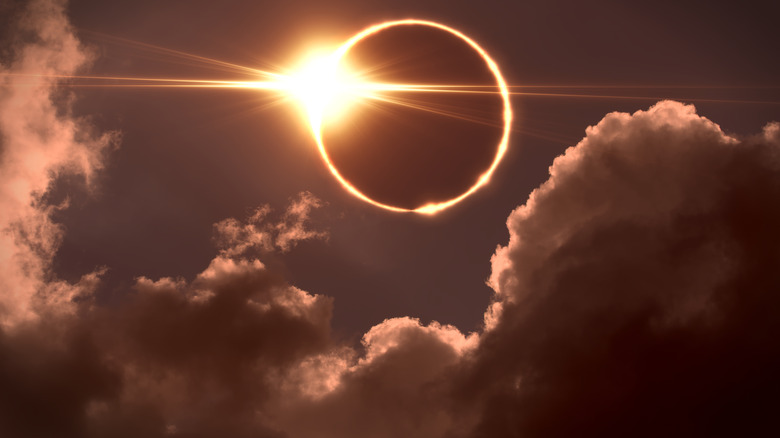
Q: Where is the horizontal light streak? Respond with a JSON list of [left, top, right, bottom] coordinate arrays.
[[4, 72, 777, 106]]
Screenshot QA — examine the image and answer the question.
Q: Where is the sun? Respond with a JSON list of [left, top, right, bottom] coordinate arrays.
[[284, 52, 366, 132]]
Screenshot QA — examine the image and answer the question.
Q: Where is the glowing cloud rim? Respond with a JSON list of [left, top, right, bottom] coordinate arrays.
[[310, 19, 513, 215]]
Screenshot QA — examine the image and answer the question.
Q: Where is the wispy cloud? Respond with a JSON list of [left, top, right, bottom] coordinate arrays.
[[214, 191, 328, 258], [0, 0, 117, 328]]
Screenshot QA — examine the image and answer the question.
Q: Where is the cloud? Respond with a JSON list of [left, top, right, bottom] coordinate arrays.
[[214, 191, 328, 257], [1, 188, 334, 437], [72, 210, 467, 437], [84, 256, 334, 438], [0, 0, 116, 328], [468, 101, 780, 437], [272, 317, 478, 438], [1, 250, 335, 438]]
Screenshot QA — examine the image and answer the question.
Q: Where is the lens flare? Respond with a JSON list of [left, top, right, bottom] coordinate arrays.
[[283, 54, 364, 128], [307, 19, 513, 215]]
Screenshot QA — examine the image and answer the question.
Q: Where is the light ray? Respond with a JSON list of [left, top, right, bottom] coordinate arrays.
[[362, 93, 504, 128], [3, 72, 776, 106], [79, 29, 281, 79]]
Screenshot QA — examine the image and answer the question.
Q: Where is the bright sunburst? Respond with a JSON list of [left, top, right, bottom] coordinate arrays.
[[282, 53, 367, 130]]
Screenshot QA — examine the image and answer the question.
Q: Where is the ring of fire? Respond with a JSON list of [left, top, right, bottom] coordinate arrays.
[[311, 19, 513, 215]]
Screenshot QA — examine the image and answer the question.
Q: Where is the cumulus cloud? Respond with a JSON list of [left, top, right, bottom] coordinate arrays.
[[468, 101, 780, 437], [85, 255, 334, 438], [0, 0, 116, 328], [0, 250, 335, 438], [272, 317, 479, 438]]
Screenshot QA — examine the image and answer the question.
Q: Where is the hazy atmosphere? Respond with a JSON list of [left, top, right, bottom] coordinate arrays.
[[1, 1, 778, 436]]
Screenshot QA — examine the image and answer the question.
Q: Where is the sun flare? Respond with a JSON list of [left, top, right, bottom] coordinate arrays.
[[284, 53, 367, 131]]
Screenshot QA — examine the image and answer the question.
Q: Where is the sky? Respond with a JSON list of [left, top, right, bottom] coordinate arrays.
[[0, 0, 779, 437]]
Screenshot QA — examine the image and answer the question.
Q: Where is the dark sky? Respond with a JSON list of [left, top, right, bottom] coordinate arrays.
[[1, 0, 779, 437], [54, 0, 780, 335]]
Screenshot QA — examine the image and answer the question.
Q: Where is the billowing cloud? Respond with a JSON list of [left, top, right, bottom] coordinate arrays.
[[272, 317, 479, 438], [467, 101, 780, 437], [85, 255, 334, 438], [1, 187, 335, 437], [2, 1, 780, 437]]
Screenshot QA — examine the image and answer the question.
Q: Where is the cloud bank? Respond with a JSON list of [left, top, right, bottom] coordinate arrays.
[[468, 101, 780, 437], [2, 1, 780, 437]]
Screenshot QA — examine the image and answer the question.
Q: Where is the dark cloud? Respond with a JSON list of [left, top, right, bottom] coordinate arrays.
[[2, 1, 780, 437], [2, 210, 335, 437], [272, 317, 479, 438], [0, 316, 120, 438], [467, 101, 780, 437], [84, 256, 333, 438]]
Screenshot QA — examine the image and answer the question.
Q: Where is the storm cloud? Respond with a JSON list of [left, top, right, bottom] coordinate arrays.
[[469, 101, 780, 437]]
